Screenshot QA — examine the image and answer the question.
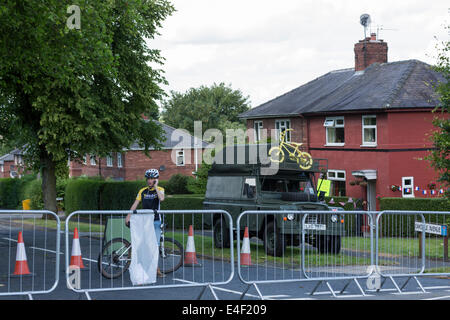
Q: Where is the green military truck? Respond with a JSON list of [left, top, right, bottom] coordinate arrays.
[[202, 144, 344, 256]]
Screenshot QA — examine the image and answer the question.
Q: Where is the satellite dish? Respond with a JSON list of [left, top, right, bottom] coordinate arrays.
[[360, 14, 371, 27], [10, 171, 18, 178], [360, 14, 371, 39]]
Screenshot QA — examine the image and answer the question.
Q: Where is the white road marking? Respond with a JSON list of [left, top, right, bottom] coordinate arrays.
[[422, 295, 450, 300], [1, 237, 98, 263]]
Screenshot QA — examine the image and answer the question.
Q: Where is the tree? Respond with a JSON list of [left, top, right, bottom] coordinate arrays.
[[427, 38, 449, 198], [161, 83, 251, 135], [0, 0, 174, 212]]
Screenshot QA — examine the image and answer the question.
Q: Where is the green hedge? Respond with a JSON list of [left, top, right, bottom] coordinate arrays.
[[64, 177, 205, 213], [378, 197, 450, 237], [64, 176, 206, 229], [0, 175, 37, 209], [0, 178, 24, 209], [65, 178, 104, 214], [22, 179, 44, 210], [100, 180, 146, 210], [161, 195, 205, 230], [379, 197, 450, 211]]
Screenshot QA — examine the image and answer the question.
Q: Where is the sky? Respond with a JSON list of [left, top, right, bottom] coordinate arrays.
[[148, 0, 449, 109]]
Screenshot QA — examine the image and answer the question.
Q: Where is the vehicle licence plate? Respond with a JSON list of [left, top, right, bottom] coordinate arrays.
[[304, 223, 326, 231]]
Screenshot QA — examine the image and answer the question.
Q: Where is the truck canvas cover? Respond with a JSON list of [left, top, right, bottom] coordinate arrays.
[[210, 144, 327, 174]]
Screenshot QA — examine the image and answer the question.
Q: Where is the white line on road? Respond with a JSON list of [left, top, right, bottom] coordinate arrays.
[[422, 295, 450, 300], [1, 237, 98, 263]]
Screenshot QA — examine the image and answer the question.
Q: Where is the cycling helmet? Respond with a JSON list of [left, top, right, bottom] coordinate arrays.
[[145, 169, 159, 179]]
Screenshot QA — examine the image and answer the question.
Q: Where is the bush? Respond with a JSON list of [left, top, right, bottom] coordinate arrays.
[[379, 197, 450, 211], [378, 197, 450, 237], [165, 174, 192, 194], [64, 178, 104, 214], [160, 195, 205, 230], [157, 179, 168, 190], [63, 176, 206, 229], [22, 179, 43, 210], [0, 175, 37, 209], [0, 178, 23, 209], [100, 180, 146, 210], [187, 163, 211, 195]]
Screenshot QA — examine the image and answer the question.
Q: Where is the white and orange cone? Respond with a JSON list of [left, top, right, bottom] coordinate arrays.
[[240, 227, 252, 267], [13, 231, 32, 276], [69, 228, 87, 269], [183, 225, 201, 267]]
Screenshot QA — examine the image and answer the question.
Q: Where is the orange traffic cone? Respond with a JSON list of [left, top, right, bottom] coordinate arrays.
[[183, 225, 201, 267], [240, 227, 252, 266], [69, 228, 86, 269], [13, 231, 32, 276]]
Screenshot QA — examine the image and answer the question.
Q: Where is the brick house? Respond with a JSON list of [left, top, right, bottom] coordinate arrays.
[[239, 33, 447, 211], [69, 121, 212, 181], [0, 148, 27, 178]]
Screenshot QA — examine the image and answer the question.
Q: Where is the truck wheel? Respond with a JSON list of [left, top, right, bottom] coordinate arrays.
[[317, 235, 341, 254], [213, 217, 230, 248], [263, 221, 285, 257]]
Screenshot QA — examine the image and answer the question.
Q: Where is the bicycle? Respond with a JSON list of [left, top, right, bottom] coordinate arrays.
[[268, 128, 313, 170], [97, 216, 184, 279]]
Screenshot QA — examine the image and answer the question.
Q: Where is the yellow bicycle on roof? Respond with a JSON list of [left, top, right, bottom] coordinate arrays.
[[269, 129, 313, 170]]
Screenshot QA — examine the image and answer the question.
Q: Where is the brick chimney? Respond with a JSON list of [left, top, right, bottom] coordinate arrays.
[[354, 33, 388, 71]]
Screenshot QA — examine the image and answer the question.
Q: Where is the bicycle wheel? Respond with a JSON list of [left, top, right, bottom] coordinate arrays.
[[268, 146, 285, 163], [298, 152, 313, 170], [98, 238, 131, 279], [158, 237, 184, 274]]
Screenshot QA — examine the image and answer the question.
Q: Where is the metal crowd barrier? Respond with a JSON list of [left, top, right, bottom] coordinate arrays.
[[237, 210, 450, 299], [0, 210, 61, 300], [64, 210, 234, 300], [236, 210, 375, 299], [375, 211, 450, 294]]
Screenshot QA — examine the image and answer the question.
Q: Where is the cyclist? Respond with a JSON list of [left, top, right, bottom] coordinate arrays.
[[125, 168, 166, 277]]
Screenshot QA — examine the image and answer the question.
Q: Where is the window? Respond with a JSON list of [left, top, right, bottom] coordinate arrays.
[[243, 178, 256, 199], [327, 169, 346, 196], [261, 178, 286, 192], [402, 177, 414, 198], [275, 119, 291, 142], [324, 116, 345, 145], [83, 155, 87, 165], [0, 164, 3, 173], [254, 121, 263, 142], [176, 150, 185, 166], [15, 155, 23, 166], [205, 176, 243, 199], [90, 155, 96, 166], [117, 153, 122, 168], [106, 154, 113, 167], [362, 115, 377, 146]]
